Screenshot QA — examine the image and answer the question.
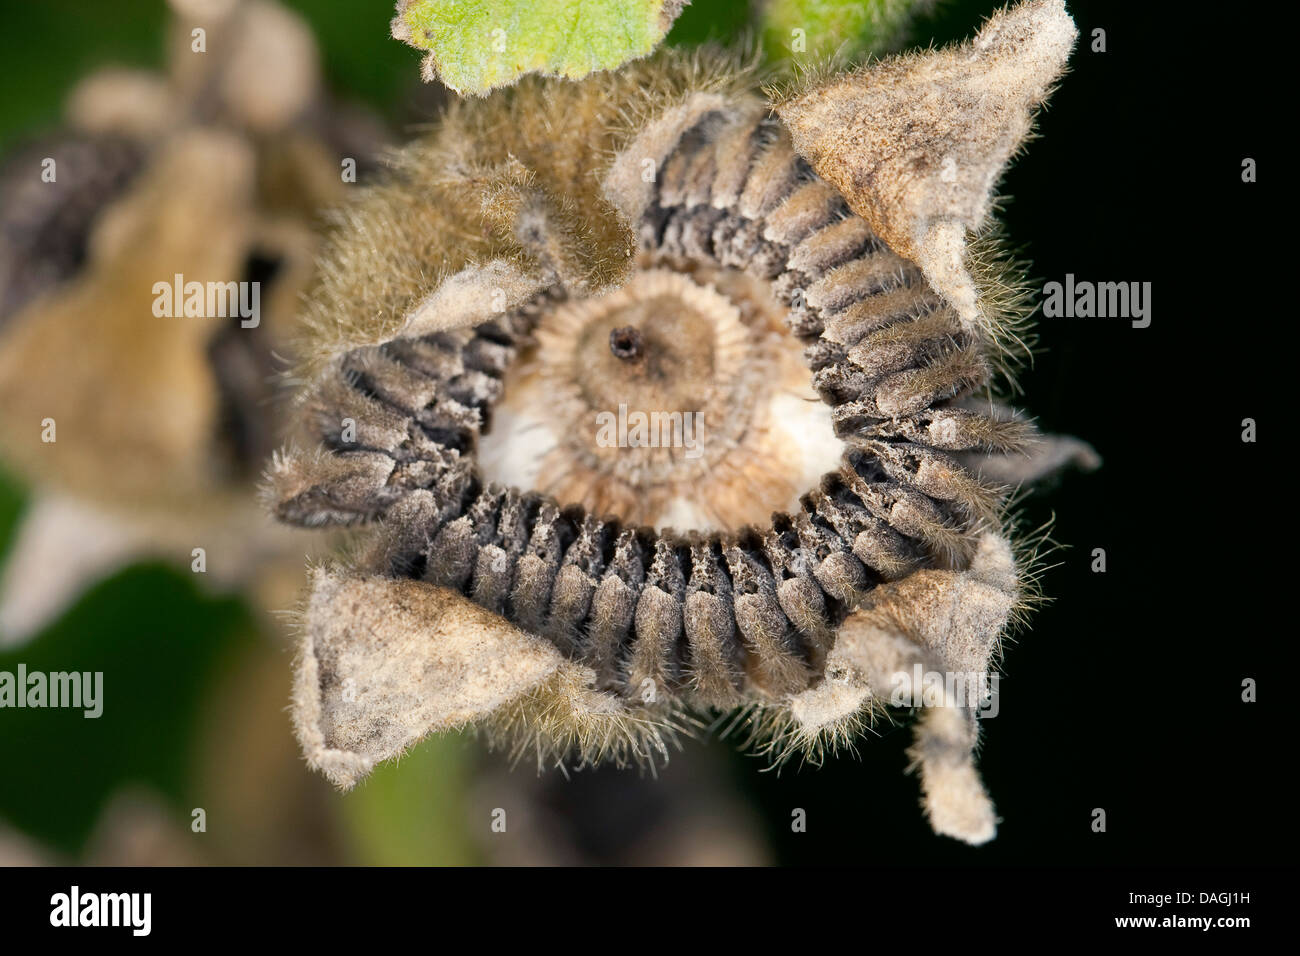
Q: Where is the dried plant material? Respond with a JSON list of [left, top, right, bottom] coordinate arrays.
[[0, 134, 144, 324], [289, 53, 753, 377], [401, 260, 548, 339], [294, 566, 571, 788], [949, 397, 1100, 487], [963, 432, 1099, 486], [481, 265, 843, 529], [0, 131, 258, 505], [774, 0, 1077, 334], [786, 532, 1018, 843], [65, 69, 174, 139], [601, 91, 734, 223], [0, 0, 388, 641], [759, 0, 938, 65], [273, 3, 1086, 842], [391, 0, 689, 95], [214, 0, 322, 133]]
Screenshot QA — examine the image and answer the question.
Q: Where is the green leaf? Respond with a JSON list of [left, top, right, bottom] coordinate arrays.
[[760, 0, 937, 66], [392, 0, 687, 94]]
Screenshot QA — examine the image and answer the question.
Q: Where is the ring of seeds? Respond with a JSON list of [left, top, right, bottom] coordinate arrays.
[[274, 108, 1022, 708]]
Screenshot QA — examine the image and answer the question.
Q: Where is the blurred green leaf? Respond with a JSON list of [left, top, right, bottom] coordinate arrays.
[[281, 0, 424, 121], [664, 0, 751, 47], [760, 0, 937, 65], [0, 463, 26, 574], [0, 564, 254, 855], [335, 735, 481, 865]]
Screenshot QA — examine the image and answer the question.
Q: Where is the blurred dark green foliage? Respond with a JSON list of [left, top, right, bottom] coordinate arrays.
[[0, 560, 254, 854]]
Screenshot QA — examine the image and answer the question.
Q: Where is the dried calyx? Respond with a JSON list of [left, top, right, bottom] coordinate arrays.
[[269, 1, 1092, 845]]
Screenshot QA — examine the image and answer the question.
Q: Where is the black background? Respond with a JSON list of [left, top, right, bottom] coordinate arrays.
[[717, 0, 1284, 866]]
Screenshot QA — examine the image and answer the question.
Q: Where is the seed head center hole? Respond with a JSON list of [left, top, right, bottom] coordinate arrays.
[[609, 325, 643, 360]]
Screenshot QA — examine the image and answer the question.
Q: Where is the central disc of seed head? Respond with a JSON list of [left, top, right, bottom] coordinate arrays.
[[569, 278, 723, 428], [607, 326, 643, 360], [479, 265, 842, 531]]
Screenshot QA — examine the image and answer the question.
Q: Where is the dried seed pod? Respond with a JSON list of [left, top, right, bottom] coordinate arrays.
[[275, 0, 1093, 845], [0, 134, 145, 325], [0, 0, 394, 641]]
